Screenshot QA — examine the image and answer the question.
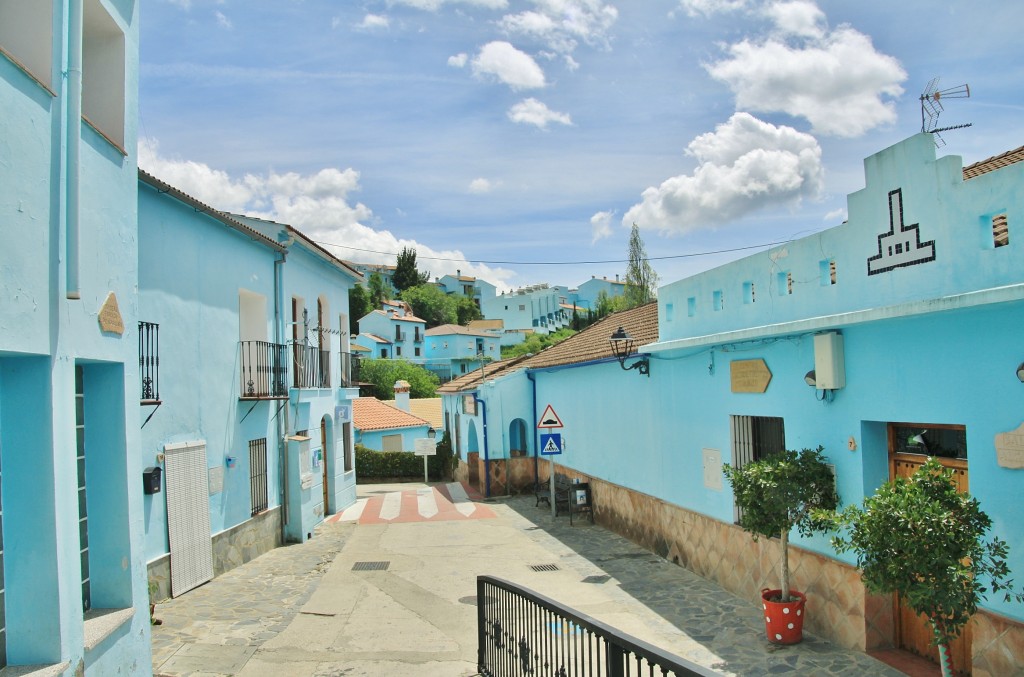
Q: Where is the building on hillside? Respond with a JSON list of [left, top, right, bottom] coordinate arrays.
[[357, 303, 427, 360], [0, 2, 151, 672], [479, 283, 571, 344], [350, 262, 397, 294], [139, 184, 363, 600], [435, 270, 497, 309], [415, 324, 501, 383], [569, 275, 627, 311], [437, 134, 1024, 675], [353, 397, 432, 452], [353, 332, 393, 359]]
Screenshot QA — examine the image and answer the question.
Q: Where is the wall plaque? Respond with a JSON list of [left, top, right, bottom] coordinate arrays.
[[98, 292, 125, 335], [995, 423, 1024, 469], [730, 359, 772, 393]]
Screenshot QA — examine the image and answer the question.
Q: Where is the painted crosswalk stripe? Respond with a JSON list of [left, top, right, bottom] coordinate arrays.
[[336, 498, 367, 522], [380, 491, 402, 521], [446, 482, 477, 517], [417, 488, 439, 519]]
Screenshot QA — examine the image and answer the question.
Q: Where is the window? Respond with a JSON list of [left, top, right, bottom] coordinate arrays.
[[396, 346, 402, 357], [889, 423, 966, 460], [82, 0, 126, 149], [380, 349, 387, 358], [743, 282, 755, 304], [713, 290, 723, 311], [993, 213, 1009, 248], [382, 435, 403, 452], [249, 438, 268, 516], [819, 259, 837, 286], [75, 366, 90, 612], [414, 347, 421, 357], [777, 271, 793, 296], [687, 296, 696, 317], [519, 304, 526, 311], [342, 423, 353, 472], [0, 1, 53, 88], [730, 415, 785, 522]]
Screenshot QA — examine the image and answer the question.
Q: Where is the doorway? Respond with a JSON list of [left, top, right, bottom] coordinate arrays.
[[887, 422, 969, 675], [321, 417, 330, 516]]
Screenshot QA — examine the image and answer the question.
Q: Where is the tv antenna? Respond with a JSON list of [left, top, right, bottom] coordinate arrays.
[[920, 77, 971, 147]]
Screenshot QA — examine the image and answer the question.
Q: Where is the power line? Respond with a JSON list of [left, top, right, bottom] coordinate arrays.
[[310, 238, 793, 266]]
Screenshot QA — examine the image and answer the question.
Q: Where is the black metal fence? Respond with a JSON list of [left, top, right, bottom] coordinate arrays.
[[239, 341, 288, 399], [249, 437, 268, 515], [139, 321, 160, 402], [478, 576, 718, 677], [292, 344, 331, 388], [340, 351, 361, 388]]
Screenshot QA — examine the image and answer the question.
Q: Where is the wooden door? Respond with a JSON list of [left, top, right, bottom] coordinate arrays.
[[889, 425, 970, 675]]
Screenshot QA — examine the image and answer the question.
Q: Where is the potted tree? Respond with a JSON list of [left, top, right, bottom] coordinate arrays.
[[830, 457, 1024, 677], [723, 446, 838, 644]]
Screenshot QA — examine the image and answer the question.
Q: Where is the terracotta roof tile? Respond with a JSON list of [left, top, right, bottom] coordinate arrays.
[[425, 324, 499, 337], [352, 397, 429, 431], [387, 398, 444, 429], [963, 143, 1024, 180]]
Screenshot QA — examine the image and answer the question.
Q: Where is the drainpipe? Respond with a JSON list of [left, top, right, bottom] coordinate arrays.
[[65, 0, 83, 299], [527, 370, 539, 487], [475, 392, 490, 498], [273, 240, 292, 541]]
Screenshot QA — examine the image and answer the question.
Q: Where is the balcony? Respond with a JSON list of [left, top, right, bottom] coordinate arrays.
[[395, 331, 408, 342], [239, 341, 288, 399], [340, 351, 361, 389], [292, 343, 331, 389]]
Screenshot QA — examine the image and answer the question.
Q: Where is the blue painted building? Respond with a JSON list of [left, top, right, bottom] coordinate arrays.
[[442, 135, 1024, 673], [569, 275, 626, 311], [479, 283, 571, 344], [0, 1, 150, 673], [418, 324, 500, 382], [357, 302, 427, 360], [435, 271, 497, 310], [352, 397, 432, 452]]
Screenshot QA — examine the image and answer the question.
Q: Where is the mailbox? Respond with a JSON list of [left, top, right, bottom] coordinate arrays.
[[143, 466, 162, 495]]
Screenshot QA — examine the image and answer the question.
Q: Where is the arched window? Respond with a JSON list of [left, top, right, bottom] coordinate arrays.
[[509, 418, 528, 457]]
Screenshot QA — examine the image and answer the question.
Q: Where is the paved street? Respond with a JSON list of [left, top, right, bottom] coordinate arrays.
[[151, 482, 906, 676]]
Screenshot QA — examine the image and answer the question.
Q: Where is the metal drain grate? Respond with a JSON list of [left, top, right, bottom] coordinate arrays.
[[582, 574, 611, 584], [530, 563, 560, 572], [352, 561, 390, 571]]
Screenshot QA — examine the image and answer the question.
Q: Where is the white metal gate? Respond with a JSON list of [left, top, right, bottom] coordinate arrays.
[[164, 441, 214, 597]]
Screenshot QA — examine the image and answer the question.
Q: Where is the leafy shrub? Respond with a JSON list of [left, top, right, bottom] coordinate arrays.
[[355, 443, 446, 479]]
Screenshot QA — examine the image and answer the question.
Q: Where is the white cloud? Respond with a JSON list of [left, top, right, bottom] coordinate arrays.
[[499, 0, 619, 54], [676, 0, 748, 18], [824, 207, 847, 223], [355, 14, 390, 31], [471, 41, 546, 90], [215, 11, 232, 29], [622, 113, 823, 234], [469, 178, 495, 193], [507, 98, 572, 128], [138, 138, 515, 284], [448, 53, 469, 68], [166, 0, 193, 9], [390, 0, 508, 10], [590, 210, 614, 243], [704, 2, 906, 137]]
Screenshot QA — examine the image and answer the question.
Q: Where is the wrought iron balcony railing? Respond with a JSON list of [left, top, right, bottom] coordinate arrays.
[[340, 351, 361, 388], [477, 576, 717, 677], [139, 321, 161, 403], [240, 341, 288, 399], [292, 343, 331, 389]]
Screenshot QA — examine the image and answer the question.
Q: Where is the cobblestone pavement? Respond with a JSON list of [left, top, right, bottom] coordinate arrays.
[[151, 484, 906, 676]]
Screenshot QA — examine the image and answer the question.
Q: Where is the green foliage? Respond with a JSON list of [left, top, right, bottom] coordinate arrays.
[[393, 247, 430, 292], [829, 457, 1024, 649], [624, 223, 658, 308], [455, 295, 482, 325], [367, 271, 391, 308], [501, 328, 577, 359], [434, 430, 457, 481], [723, 447, 838, 602], [594, 289, 628, 318], [355, 444, 447, 479], [357, 359, 440, 399], [348, 284, 370, 334], [400, 284, 458, 328]]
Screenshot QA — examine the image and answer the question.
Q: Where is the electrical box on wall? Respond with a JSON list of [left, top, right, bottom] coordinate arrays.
[[813, 332, 846, 389], [143, 466, 162, 494]]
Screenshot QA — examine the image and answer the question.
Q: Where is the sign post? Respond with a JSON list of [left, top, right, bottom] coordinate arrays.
[[414, 437, 436, 483], [538, 405, 564, 517]]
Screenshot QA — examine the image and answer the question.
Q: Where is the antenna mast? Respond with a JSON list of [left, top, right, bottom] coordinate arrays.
[[920, 77, 971, 147]]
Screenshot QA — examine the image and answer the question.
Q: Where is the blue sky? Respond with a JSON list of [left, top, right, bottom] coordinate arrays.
[[139, 0, 1024, 292]]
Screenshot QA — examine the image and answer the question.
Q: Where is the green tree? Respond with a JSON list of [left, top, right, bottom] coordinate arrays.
[[400, 284, 457, 328], [357, 358, 440, 399], [393, 247, 430, 292], [594, 289, 628, 319], [348, 284, 370, 335], [501, 328, 577, 359], [830, 458, 1024, 674], [367, 271, 390, 309], [455, 296, 482, 325], [624, 222, 658, 308]]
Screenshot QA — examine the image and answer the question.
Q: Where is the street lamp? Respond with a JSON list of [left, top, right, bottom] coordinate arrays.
[[609, 327, 649, 377]]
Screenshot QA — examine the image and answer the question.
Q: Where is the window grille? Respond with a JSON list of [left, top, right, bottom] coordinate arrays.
[[993, 213, 1009, 248], [249, 438, 268, 516]]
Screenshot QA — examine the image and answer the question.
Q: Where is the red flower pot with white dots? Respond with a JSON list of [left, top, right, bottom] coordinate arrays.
[[761, 588, 806, 644]]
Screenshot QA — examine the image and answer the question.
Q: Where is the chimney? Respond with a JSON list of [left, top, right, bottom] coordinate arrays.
[[393, 380, 411, 411], [457, 269, 461, 276], [615, 274, 619, 282]]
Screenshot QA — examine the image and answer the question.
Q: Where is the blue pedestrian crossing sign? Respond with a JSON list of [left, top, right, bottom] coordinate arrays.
[[540, 433, 562, 455]]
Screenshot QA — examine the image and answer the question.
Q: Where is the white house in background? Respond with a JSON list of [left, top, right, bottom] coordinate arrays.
[[480, 283, 570, 344]]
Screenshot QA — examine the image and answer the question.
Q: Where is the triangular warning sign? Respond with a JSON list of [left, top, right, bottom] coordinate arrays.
[[537, 404, 563, 428], [543, 437, 560, 453]]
